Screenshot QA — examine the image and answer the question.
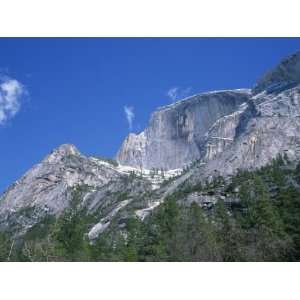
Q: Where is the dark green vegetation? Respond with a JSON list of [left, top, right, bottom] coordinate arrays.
[[1, 155, 300, 261]]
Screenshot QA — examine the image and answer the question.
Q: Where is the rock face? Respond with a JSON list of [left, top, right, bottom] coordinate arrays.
[[187, 51, 300, 181], [118, 50, 300, 175], [194, 85, 300, 180], [0, 144, 168, 236], [0, 144, 129, 234], [0, 144, 121, 216], [1, 50, 300, 238], [253, 51, 300, 94], [117, 89, 251, 169]]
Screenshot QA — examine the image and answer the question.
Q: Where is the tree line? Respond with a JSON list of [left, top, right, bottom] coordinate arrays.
[[1, 155, 300, 261]]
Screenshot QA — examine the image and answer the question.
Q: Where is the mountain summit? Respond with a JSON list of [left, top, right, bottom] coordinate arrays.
[[1, 50, 300, 246], [253, 50, 300, 94], [117, 89, 251, 170]]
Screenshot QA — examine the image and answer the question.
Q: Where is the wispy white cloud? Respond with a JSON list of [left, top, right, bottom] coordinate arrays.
[[124, 105, 135, 130], [0, 78, 25, 125], [167, 86, 192, 102], [167, 87, 179, 102]]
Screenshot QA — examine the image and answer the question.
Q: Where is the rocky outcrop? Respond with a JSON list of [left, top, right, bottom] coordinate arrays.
[[196, 85, 300, 178], [203, 102, 248, 161], [116, 132, 146, 169], [0, 144, 162, 236], [0, 144, 129, 233], [253, 51, 300, 94], [1, 50, 300, 238], [121, 51, 300, 219], [118, 50, 300, 177], [117, 89, 251, 170], [174, 79, 299, 191]]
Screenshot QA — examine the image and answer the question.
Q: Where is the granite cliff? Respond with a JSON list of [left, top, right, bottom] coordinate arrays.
[[118, 51, 300, 177], [116, 89, 251, 169], [1, 50, 300, 239]]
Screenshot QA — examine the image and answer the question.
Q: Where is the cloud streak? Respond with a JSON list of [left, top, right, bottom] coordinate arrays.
[[0, 78, 25, 125], [167, 86, 192, 102], [124, 105, 135, 130], [167, 87, 179, 102]]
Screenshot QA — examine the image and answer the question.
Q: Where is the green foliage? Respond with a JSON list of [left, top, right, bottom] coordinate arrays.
[[295, 162, 300, 183], [52, 209, 90, 261], [2, 155, 300, 261], [24, 215, 56, 242], [0, 232, 11, 261], [183, 203, 220, 261]]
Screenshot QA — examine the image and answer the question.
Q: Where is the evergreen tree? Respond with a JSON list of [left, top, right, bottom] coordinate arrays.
[[53, 207, 90, 261], [0, 232, 11, 261], [184, 203, 220, 261], [214, 200, 245, 261]]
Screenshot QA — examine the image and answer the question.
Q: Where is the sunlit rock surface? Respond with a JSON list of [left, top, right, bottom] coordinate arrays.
[[1, 50, 300, 238], [117, 89, 251, 169]]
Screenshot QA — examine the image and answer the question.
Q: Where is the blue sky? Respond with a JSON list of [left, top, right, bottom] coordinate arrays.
[[0, 38, 300, 192]]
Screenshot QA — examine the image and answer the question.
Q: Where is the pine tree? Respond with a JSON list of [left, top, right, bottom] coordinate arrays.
[[240, 175, 289, 260], [0, 232, 11, 261], [214, 200, 245, 261], [184, 203, 220, 261]]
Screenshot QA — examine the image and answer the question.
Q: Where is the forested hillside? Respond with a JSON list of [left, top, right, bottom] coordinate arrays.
[[1, 155, 300, 262]]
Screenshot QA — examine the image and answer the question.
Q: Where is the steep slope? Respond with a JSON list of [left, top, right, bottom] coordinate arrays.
[[117, 51, 300, 173], [122, 51, 300, 219], [1, 50, 300, 242], [253, 51, 300, 94], [193, 65, 300, 181], [0, 144, 124, 234], [117, 89, 251, 170], [0, 145, 150, 234], [0, 144, 178, 237]]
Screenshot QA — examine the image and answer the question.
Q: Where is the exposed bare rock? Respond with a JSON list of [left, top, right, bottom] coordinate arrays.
[[1, 50, 300, 239], [0, 144, 127, 234], [192, 85, 300, 180], [253, 51, 300, 94], [117, 89, 251, 170]]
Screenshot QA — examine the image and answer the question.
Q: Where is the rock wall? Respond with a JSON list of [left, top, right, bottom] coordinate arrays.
[[117, 89, 251, 170], [192, 85, 300, 180], [253, 51, 300, 94]]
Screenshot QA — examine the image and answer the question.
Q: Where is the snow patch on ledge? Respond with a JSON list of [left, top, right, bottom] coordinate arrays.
[[90, 157, 183, 190]]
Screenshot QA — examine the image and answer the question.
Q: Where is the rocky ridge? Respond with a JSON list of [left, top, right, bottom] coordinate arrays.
[[1, 50, 300, 239], [117, 89, 251, 169]]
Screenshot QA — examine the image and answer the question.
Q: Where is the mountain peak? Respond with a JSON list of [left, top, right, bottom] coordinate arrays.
[[117, 89, 250, 169], [253, 50, 300, 94], [45, 144, 81, 163], [52, 143, 79, 155]]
